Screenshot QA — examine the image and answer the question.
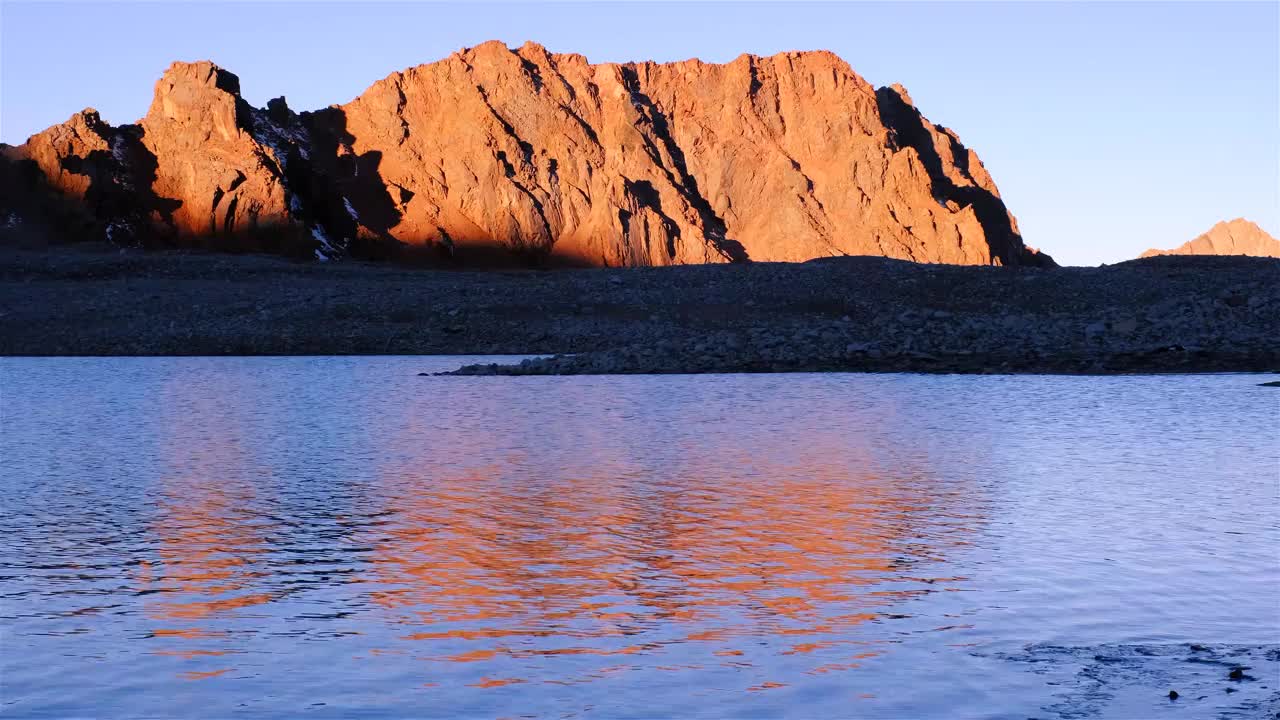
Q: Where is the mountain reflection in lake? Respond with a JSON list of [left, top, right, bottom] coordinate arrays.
[[2, 357, 1276, 718]]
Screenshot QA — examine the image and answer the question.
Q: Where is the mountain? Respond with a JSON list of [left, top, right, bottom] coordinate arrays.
[[1141, 219, 1279, 259], [0, 42, 1054, 267]]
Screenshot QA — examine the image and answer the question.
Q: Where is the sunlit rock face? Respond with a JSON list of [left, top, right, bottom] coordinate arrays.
[[138, 62, 298, 252], [1, 43, 1055, 267], [1141, 218, 1280, 259]]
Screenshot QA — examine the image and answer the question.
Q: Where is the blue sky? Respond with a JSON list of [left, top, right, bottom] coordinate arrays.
[[2, 1, 1276, 265]]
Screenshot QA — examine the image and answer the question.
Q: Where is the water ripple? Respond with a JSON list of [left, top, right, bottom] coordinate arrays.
[[1, 357, 1276, 718]]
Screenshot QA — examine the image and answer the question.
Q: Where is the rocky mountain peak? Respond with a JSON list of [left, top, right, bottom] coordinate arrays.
[[1141, 218, 1279, 259], [2, 43, 1056, 267], [145, 61, 254, 142]]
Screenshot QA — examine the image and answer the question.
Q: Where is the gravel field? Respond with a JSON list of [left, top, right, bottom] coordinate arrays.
[[1, 244, 1276, 376]]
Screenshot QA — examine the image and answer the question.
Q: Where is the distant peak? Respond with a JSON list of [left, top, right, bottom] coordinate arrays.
[[1140, 218, 1279, 259]]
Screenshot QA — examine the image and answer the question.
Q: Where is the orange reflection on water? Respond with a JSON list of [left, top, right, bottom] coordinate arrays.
[[179, 668, 234, 681], [150, 649, 237, 659], [747, 681, 788, 691], [140, 375, 278, 623], [133, 376, 282, 678], [356, 387, 983, 688], [121, 371, 987, 691], [149, 628, 230, 639], [468, 677, 527, 689], [138, 471, 275, 623]]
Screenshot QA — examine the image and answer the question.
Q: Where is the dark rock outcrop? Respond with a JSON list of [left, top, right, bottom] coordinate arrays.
[[2, 43, 1055, 267]]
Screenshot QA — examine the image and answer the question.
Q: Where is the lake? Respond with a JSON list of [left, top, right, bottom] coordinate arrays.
[[1, 357, 1276, 718]]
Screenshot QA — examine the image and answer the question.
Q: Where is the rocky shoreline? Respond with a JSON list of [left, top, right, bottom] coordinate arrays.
[[1, 245, 1277, 376]]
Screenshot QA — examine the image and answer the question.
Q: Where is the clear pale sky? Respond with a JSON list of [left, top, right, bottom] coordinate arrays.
[[2, 1, 1276, 265]]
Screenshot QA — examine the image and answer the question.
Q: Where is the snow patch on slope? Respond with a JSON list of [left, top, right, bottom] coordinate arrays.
[[311, 225, 346, 261], [104, 220, 133, 244]]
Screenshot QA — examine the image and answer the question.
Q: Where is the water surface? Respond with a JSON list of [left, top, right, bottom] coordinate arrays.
[[2, 358, 1277, 718]]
